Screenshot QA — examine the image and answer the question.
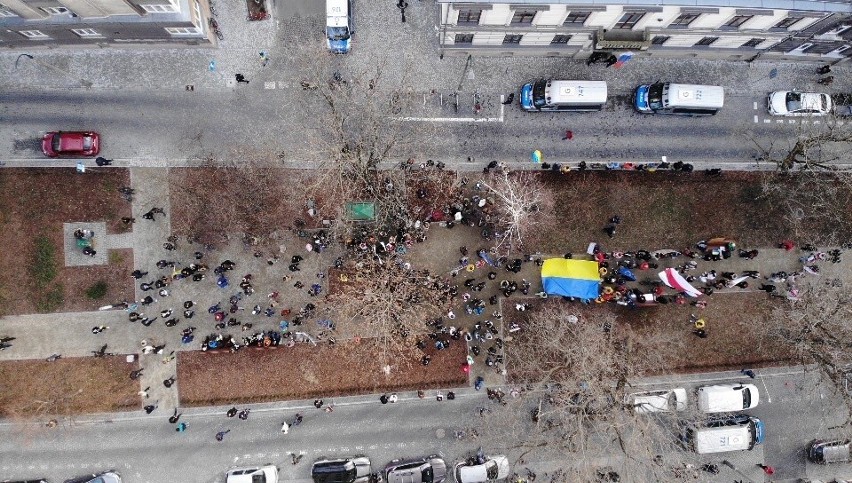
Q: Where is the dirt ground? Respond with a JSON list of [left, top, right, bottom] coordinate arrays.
[[177, 338, 467, 406], [537, 171, 852, 254], [0, 168, 133, 316], [506, 292, 795, 382], [0, 355, 140, 418]]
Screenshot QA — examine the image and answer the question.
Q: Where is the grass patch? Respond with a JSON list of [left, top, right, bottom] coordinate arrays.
[[178, 339, 467, 406], [85, 281, 109, 300], [0, 356, 140, 418]]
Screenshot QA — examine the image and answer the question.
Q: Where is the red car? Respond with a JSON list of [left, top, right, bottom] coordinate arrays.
[[41, 131, 100, 157]]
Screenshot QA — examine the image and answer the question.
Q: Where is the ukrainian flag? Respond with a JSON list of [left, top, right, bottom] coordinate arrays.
[[541, 258, 601, 300]]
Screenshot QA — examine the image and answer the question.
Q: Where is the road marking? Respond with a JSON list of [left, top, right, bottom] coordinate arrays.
[[789, 120, 796, 124], [777, 119, 784, 123], [760, 377, 772, 403], [763, 119, 771, 123], [753, 101, 758, 110], [802, 120, 810, 124], [754, 115, 758, 123], [814, 120, 820, 124], [396, 94, 505, 123], [264, 82, 276, 89]]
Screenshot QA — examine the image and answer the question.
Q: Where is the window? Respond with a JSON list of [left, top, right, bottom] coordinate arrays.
[[742, 38, 764, 48], [0, 4, 17, 17], [695, 36, 719, 46], [564, 11, 591, 25], [165, 26, 201, 35], [503, 34, 523, 44], [41, 6, 68, 14], [19, 30, 49, 39], [670, 13, 699, 27], [551, 34, 572, 44], [724, 15, 752, 28], [457, 9, 482, 24], [193, 0, 202, 27], [651, 35, 670, 45], [142, 4, 178, 13], [511, 10, 536, 25], [773, 17, 801, 29], [615, 12, 644, 29], [454, 33, 474, 44], [72, 28, 103, 38]]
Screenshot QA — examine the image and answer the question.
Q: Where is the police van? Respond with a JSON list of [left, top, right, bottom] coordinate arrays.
[[690, 415, 765, 454], [521, 80, 608, 112], [634, 82, 724, 116], [326, 0, 352, 54]]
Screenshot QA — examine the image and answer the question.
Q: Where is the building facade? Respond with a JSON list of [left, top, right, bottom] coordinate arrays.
[[0, 0, 211, 47], [438, 0, 852, 61]]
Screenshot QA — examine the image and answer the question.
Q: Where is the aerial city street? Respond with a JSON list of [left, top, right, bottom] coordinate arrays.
[[3, 0, 852, 482]]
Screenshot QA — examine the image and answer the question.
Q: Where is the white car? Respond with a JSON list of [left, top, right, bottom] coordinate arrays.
[[226, 465, 278, 483], [454, 455, 510, 483], [628, 388, 687, 413], [697, 384, 759, 413], [768, 91, 832, 116]]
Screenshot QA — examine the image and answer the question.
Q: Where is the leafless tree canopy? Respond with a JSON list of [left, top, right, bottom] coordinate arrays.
[[768, 278, 852, 427], [327, 255, 452, 368], [478, 170, 556, 256], [480, 305, 700, 481]]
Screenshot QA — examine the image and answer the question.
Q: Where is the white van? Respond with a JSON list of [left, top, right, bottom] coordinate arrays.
[[697, 384, 759, 413], [226, 465, 278, 483], [691, 416, 765, 454], [326, 0, 352, 54], [634, 82, 724, 116], [521, 80, 607, 112]]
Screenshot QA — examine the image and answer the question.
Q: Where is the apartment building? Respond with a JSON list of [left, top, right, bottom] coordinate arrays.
[[438, 0, 852, 61], [0, 0, 211, 47]]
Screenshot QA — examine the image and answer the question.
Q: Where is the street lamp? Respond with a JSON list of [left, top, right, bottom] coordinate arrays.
[[14, 52, 92, 88]]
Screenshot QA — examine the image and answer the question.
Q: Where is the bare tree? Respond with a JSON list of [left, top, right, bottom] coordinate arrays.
[[767, 276, 852, 428], [326, 254, 452, 370], [478, 304, 701, 481], [477, 170, 556, 256]]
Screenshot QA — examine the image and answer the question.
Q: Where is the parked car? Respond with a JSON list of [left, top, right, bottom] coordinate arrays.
[[697, 384, 759, 413], [808, 439, 852, 464], [2, 479, 49, 483], [689, 415, 765, 454], [41, 131, 100, 157], [63, 472, 121, 483], [768, 91, 832, 116], [383, 454, 447, 483], [311, 456, 372, 483], [832, 93, 852, 117], [226, 465, 279, 483], [454, 455, 510, 483], [628, 388, 687, 413]]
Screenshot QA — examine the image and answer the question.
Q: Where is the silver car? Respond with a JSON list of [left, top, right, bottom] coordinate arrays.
[[63, 473, 121, 483], [383, 455, 447, 483]]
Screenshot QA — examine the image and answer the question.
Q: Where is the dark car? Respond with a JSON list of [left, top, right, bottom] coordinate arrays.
[[808, 439, 852, 464], [2, 479, 49, 483], [63, 472, 121, 483], [41, 131, 100, 157], [311, 457, 372, 483], [383, 455, 447, 483]]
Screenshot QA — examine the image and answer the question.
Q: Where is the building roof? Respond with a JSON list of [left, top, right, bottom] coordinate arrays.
[[438, 0, 852, 14]]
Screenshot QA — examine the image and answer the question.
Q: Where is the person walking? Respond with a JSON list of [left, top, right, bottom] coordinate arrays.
[[95, 157, 113, 166], [129, 369, 144, 380], [501, 93, 515, 105], [235, 73, 250, 84], [238, 408, 250, 420], [562, 130, 574, 141], [215, 429, 230, 441], [131, 269, 148, 279], [280, 421, 290, 434], [169, 409, 181, 424], [144, 403, 157, 414], [388, 393, 398, 403], [757, 464, 774, 475], [121, 217, 136, 225], [175, 422, 187, 432], [741, 369, 757, 379], [163, 376, 175, 388], [380, 394, 389, 404], [314, 399, 324, 409]]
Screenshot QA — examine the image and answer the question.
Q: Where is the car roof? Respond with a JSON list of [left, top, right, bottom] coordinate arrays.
[[456, 456, 509, 482]]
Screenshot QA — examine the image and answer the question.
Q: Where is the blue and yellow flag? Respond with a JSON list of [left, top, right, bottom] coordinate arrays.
[[541, 258, 601, 299]]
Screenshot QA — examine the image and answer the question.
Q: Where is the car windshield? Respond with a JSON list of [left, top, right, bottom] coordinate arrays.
[[51, 134, 61, 151], [486, 461, 498, 479], [532, 80, 547, 108], [648, 83, 664, 110], [327, 26, 350, 41], [421, 467, 433, 482], [742, 388, 751, 408], [785, 92, 803, 111]]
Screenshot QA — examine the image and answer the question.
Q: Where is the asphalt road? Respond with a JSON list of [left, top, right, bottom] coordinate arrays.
[[3, 368, 852, 483], [0, 88, 829, 167]]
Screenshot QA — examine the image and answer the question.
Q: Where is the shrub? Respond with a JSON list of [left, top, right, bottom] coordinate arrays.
[[86, 281, 108, 300]]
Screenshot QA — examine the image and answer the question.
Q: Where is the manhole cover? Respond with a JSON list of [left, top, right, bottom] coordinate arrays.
[[435, 428, 445, 438]]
